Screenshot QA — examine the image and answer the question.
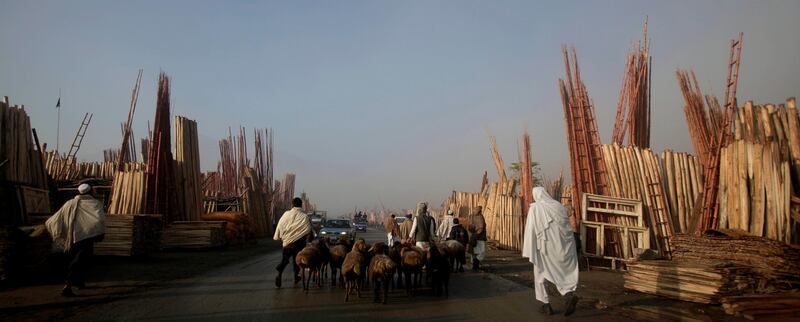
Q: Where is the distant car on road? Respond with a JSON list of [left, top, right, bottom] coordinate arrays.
[[353, 220, 367, 232], [319, 219, 355, 241]]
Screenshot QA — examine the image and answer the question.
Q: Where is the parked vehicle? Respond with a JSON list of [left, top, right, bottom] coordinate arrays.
[[319, 219, 355, 241]]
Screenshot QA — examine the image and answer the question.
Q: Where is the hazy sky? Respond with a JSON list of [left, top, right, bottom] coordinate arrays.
[[1, 1, 798, 214]]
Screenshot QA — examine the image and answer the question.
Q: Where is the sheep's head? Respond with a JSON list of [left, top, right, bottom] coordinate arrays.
[[368, 242, 387, 255], [353, 239, 367, 252]]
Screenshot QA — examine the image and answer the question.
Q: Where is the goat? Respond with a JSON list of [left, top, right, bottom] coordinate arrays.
[[316, 237, 331, 283], [342, 239, 367, 302], [295, 243, 322, 293], [368, 254, 397, 304]]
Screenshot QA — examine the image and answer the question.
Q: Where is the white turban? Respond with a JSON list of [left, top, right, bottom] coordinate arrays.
[[78, 184, 91, 194]]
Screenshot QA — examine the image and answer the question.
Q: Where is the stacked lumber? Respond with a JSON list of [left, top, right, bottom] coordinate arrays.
[[624, 260, 755, 304], [95, 214, 162, 256], [601, 144, 673, 256], [518, 131, 534, 214], [144, 72, 176, 221], [660, 150, 703, 234], [611, 18, 651, 148], [45, 152, 144, 181], [672, 232, 800, 290], [108, 169, 148, 215], [676, 69, 723, 170], [174, 116, 202, 221], [0, 96, 48, 189], [201, 212, 252, 245], [719, 98, 799, 243], [445, 191, 484, 220], [559, 46, 608, 221], [162, 221, 227, 249], [720, 292, 800, 320]]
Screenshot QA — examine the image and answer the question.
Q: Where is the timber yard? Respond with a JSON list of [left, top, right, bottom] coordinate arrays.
[[1, 2, 800, 322]]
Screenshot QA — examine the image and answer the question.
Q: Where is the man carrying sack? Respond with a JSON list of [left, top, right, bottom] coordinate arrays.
[[46, 183, 106, 297]]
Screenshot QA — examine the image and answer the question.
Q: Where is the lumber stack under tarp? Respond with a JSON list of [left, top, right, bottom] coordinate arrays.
[[672, 231, 800, 290], [720, 292, 800, 320], [162, 221, 227, 249], [624, 260, 756, 304], [95, 214, 162, 256], [719, 98, 799, 243], [601, 143, 673, 256]]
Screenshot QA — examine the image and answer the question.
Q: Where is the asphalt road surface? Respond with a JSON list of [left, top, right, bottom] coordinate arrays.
[[64, 229, 605, 322]]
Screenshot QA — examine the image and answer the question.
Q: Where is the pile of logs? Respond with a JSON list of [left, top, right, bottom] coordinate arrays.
[[721, 292, 800, 320], [718, 98, 799, 243], [95, 214, 162, 256], [108, 169, 148, 215], [660, 150, 703, 234], [672, 231, 800, 291], [162, 221, 227, 249], [484, 180, 524, 251], [624, 260, 755, 304], [0, 96, 48, 189], [174, 116, 203, 221], [45, 152, 144, 181], [600, 144, 673, 256]]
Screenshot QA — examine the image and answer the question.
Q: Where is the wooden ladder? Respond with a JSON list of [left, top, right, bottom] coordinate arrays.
[[700, 32, 743, 231], [58, 113, 93, 179]]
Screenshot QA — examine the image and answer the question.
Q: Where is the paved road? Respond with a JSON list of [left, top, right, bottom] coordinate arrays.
[[65, 229, 603, 322]]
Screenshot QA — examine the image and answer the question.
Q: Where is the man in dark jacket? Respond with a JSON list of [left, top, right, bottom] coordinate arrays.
[[447, 218, 469, 246], [410, 202, 436, 248]]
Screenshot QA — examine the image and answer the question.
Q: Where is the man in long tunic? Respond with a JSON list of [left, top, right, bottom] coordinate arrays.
[[467, 206, 486, 271], [46, 184, 106, 296], [522, 187, 579, 316]]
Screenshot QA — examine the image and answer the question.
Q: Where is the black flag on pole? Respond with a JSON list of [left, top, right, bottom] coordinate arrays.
[[56, 97, 60, 108]]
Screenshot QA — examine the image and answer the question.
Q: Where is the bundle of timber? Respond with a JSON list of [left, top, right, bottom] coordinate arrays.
[[672, 232, 800, 290], [484, 180, 524, 251], [174, 116, 202, 221], [445, 191, 484, 220], [162, 221, 227, 249], [108, 169, 148, 215], [95, 214, 162, 256], [144, 72, 176, 222], [660, 150, 703, 234], [601, 144, 673, 256], [0, 96, 48, 189], [201, 212, 253, 245], [719, 98, 799, 243], [720, 292, 800, 320], [44, 152, 141, 181], [624, 260, 756, 304]]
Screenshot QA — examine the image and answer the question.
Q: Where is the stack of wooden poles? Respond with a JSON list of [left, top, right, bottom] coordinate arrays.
[[0, 96, 48, 189], [144, 72, 176, 221], [718, 98, 799, 243], [660, 150, 703, 234], [518, 131, 534, 214], [611, 18, 652, 148], [108, 169, 148, 214], [484, 180, 524, 251], [174, 116, 202, 221], [721, 293, 800, 320], [624, 260, 755, 304], [162, 221, 227, 249], [600, 143, 673, 256]]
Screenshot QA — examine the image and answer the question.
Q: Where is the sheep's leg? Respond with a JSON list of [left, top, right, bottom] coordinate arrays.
[[383, 276, 390, 304], [356, 277, 363, 298], [331, 267, 337, 286], [316, 268, 322, 288], [301, 268, 307, 293], [345, 280, 350, 302], [404, 271, 411, 296], [373, 278, 380, 303]]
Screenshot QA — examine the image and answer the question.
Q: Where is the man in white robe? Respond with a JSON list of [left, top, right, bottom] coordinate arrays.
[[436, 209, 455, 240], [46, 183, 106, 296], [522, 187, 579, 316]]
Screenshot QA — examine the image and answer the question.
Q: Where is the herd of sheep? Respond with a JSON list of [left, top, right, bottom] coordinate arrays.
[[293, 236, 468, 304]]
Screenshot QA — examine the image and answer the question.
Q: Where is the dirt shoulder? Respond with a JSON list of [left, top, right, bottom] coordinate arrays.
[[0, 239, 281, 321], [481, 247, 755, 322]]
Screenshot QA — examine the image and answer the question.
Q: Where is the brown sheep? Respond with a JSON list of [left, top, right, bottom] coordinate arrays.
[[295, 243, 322, 293], [437, 240, 467, 272], [341, 239, 367, 302], [428, 243, 450, 297], [368, 254, 397, 304], [329, 237, 351, 287], [316, 237, 331, 283], [400, 246, 423, 297]]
